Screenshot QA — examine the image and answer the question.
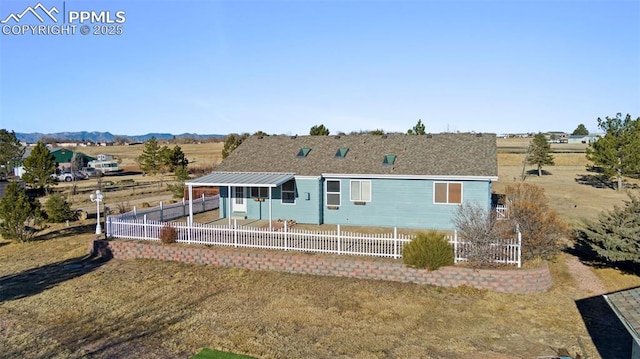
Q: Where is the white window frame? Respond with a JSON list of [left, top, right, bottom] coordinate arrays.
[[326, 179, 341, 207], [349, 180, 372, 202], [433, 182, 463, 205], [281, 180, 296, 205]]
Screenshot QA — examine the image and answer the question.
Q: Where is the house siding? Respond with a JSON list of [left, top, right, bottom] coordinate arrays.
[[218, 178, 322, 225], [219, 178, 491, 230], [322, 178, 491, 230]]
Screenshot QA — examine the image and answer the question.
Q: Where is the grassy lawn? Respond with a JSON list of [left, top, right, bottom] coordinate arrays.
[[1, 139, 639, 358]]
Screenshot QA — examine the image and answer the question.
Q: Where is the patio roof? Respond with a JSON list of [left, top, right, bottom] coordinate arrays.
[[185, 172, 295, 187]]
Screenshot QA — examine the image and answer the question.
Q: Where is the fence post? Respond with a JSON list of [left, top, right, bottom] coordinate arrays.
[[393, 227, 398, 258], [159, 201, 163, 222], [202, 193, 205, 212], [133, 206, 137, 220], [453, 230, 458, 264], [337, 224, 341, 255], [107, 216, 112, 237], [517, 231, 522, 268], [284, 220, 288, 250], [233, 218, 238, 248], [187, 216, 192, 244], [143, 214, 148, 240]]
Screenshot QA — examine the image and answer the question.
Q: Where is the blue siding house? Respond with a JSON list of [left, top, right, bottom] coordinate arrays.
[[186, 133, 498, 230]]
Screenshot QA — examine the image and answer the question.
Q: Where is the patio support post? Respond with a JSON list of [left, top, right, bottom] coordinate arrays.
[[188, 184, 194, 225], [228, 185, 232, 227], [268, 186, 272, 230]]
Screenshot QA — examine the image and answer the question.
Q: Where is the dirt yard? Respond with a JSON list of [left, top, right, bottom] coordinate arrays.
[[1, 138, 639, 358]]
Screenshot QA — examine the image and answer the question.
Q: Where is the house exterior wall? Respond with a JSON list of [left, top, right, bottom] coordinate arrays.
[[321, 178, 491, 230], [218, 178, 323, 225], [217, 178, 491, 230]]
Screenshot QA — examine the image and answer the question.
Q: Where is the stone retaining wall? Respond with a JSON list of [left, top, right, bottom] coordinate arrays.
[[92, 240, 552, 294]]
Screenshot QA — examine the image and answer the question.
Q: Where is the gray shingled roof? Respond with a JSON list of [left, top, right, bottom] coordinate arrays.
[[215, 133, 498, 178], [605, 287, 640, 341]]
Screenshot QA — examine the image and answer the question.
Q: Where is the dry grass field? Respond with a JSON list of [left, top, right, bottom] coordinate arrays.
[[1, 137, 639, 358]]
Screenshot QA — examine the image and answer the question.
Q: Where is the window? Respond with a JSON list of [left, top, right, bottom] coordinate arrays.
[[434, 182, 463, 204], [296, 148, 311, 157], [383, 154, 396, 166], [350, 180, 371, 202], [326, 180, 341, 206], [251, 187, 268, 198], [281, 179, 295, 204], [335, 148, 349, 158]]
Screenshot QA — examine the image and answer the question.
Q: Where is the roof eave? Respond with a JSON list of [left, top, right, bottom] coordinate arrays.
[[322, 173, 499, 181]]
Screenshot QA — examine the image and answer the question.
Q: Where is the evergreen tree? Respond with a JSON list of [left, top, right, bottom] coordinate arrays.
[[221, 133, 249, 159], [22, 141, 57, 194], [168, 145, 188, 172], [0, 129, 24, 178], [571, 124, 589, 136], [370, 129, 385, 135], [576, 194, 640, 264], [0, 181, 42, 241], [44, 193, 76, 223], [309, 124, 330, 136], [586, 113, 640, 191], [526, 133, 555, 176], [407, 119, 426, 135], [137, 136, 162, 174]]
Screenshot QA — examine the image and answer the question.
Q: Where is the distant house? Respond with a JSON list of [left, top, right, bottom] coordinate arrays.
[[605, 287, 640, 359], [50, 148, 95, 171], [567, 134, 603, 144], [186, 133, 498, 230]]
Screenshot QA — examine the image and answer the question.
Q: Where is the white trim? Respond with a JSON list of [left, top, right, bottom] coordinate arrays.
[[326, 179, 341, 207], [293, 175, 321, 180], [323, 173, 498, 181], [433, 181, 463, 205], [349, 179, 372, 202]]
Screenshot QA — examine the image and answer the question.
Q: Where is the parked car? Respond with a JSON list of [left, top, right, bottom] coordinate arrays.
[[81, 167, 100, 178], [56, 171, 85, 182]]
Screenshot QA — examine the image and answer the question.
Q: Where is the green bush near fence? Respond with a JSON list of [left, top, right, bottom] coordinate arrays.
[[402, 231, 454, 270]]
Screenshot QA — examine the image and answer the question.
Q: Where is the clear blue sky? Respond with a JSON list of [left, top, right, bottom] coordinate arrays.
[[1, 0, 638, 136]]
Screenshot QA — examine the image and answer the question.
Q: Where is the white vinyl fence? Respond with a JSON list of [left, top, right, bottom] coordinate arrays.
[[110, 195, 219, 222], [450, 230, 521, 267], [106, 217, 521, 266]]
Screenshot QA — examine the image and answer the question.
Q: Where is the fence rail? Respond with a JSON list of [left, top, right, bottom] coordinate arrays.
[[110, 195, 219, 222], [106, 216, 521, 266]]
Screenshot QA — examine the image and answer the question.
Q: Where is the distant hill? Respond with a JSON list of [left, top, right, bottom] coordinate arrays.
[[15, 131, 225, 143]]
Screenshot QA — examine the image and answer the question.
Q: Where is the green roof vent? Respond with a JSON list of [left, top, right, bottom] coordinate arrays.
[[296, 148, 311, 157], [383, 154, 396, 166], [335, 148, 349, 158]]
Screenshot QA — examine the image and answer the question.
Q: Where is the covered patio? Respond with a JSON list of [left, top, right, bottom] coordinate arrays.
[[185, 172, 295, 230]]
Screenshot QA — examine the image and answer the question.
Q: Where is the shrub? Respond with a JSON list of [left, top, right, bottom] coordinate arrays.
[[402, 231, 454, 270], [115, 201, 131, 214], [160, 224, 178, 244], [453, 203, 514, 267], [43, 193, 76, 223], [504, 183, 567, 260]]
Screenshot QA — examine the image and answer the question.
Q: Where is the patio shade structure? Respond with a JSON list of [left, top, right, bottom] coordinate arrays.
[[185, 172, 295, 229]]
